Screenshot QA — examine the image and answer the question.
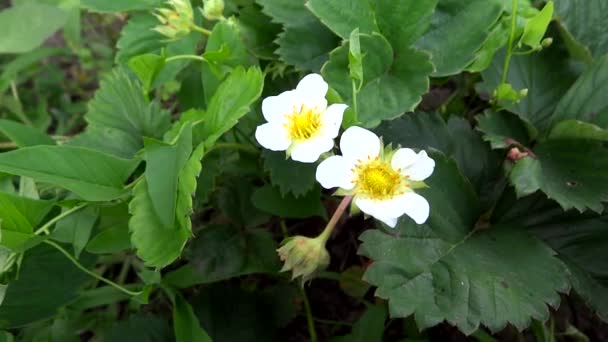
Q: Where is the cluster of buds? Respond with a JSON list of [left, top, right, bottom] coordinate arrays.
[[153, 0, 195, 40], [277, 235, 330, 286]]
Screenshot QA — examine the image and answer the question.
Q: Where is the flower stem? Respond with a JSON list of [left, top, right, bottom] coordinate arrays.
[[191, 24, 212, 36], [501, 0, 519, 85], [318, 196, 353, 245], [35, 203, 88, 235], [43, 239, 142, 297], [300, 287, 318, 342], [165, 54, 206, 63]]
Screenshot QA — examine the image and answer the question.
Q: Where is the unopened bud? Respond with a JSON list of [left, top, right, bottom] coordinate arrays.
[[277, 235, 330, 285], [201, 0, 225, 21], [541, 37, 553, 48], [519, 88, 529, 98], [153, 0, 194, 40]]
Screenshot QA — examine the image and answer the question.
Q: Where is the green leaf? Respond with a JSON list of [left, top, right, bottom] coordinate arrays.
[[0, 146, 138, 202], [348, 28, 363, 84], [86, 204, 131, 254], [322, 33, 432, 128], [554, 0, 608, 60], [262, 150, 316, 197], [415, 0, 503, 76], [530, 215, 608, 322], [252, 185, 326, 219], [334, 304, 387, 342], [0, 192, 54, 251], [509, 140, 608, 212], [237, 5, 282, 60], [69, 69, 171, 158], [519, 1, 554, 50], [80, 0, 159, 12], [216, 177, 270, 228], [466, 20, 510, 73], [0, 3, 69, 53], [358, 153, 568, 334], [551, 56, 608, 129], [128, 54, 166, 93], [173, 293, 212, 342], [198, 67, 264, 148], [306, 0, 378, 39], [51, 206, 99, 258], [0, 243, 94, 328], [257, 0, 339, 71], [103, 315, 172, 342], [0, 47, 66, 94], [476, 111, 532, 149], [480, 46, 579, 133], [548, 120, 608, 141], [375, 113, 500, 192], [0, 120, 55, 147], [143, 125, 193, 229]]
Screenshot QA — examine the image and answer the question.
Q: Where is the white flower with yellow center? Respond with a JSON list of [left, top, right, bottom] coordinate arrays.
[[255, 74, 347, 163], [316, 126, 435, 227]]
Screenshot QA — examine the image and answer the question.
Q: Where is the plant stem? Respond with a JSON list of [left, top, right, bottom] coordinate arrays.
[[165, 54, 206, 63], [10, 81, 33, 127], [300, 287, 318, 342], [35, 203, 88, 235], [191, 24, 212, 36], [0, 142, 17, 149], [43, 239, 142, 297], [351, 79, 358, 119], [500, 0, 519, 85], [318, 196, 353, 245]]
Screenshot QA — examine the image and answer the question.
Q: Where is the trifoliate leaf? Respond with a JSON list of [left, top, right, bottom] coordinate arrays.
[[262, 150, 316, 197], [509, 139, 608, 213], [359, 153, 569, 334]]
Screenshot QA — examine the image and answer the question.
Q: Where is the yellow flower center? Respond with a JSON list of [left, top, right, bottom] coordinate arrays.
[[354, 159, 405, 200], [284, 104, 322, 141]]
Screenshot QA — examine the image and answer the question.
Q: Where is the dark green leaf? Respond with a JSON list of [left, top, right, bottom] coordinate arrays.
[[173, 293, 212, 342], [554, 0, 608, 59], [476, 111, 532, 149], [51, 206, 99, 258], [0, 192, 54, 251], [0, 119, 55, 147], [509, 140, 608, 212], [103, 315, 172, 342], [80, 0, 159, 12], [306, 0, 378, 39], [216, 177, 270, 228], [262, 150, 316, 197], [128, 54, 166, 93], [252, 185, 326, 219], [548, 120, 608, 141], [86, 204, 131, 254], [237, 5, 282, 60], [0, 146, 138, 201], [334, 304, 387, 342]]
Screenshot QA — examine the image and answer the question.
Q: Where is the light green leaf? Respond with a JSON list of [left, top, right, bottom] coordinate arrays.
[[476, 111, 532, 149], [348, 28, 363, 84], [0, 243, 94, 328], [80, 0, 160, 12], [519, 1, 554, 50], [359, 153, 568, 334], [322, 33, 432, 128], [416, 0, 503, 76], [262, 150, 317, 197], [52, 206, 99, 258], [480, 46, 579, 133], [128, 54, 166, 93], [173, 293, 212, 342], [554, 0, 608, 60], [0, 119, 55, 147], [252, 185, 326, 219], [0, 3, 69, 53], [198, 67, 264, 148], [257, 0, 339, 71], [551, 56, 608, 129], [548, 120, 608, 141], [466, 21, 510, 73], [334, 304, 387, 342], [509, 140, 608, 213], [69, 69, 171, 158], [0, 192, 54, 251], [0, 146, 138, 202]]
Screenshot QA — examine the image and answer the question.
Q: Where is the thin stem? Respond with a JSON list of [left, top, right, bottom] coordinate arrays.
[[279, 220, 289, 240], [300, 287, 318, 342], [43, 239, 142, 297], [35, 203, 88, 235], [500, 0, 519, 85], [0, 141, 17, 149], [318, 196, 353, 245], [191, 25, 212, 36], [351, 79, 358, 119], [165, 54, 206, 63], [10, 81, 33, 127], [207, 142, 259, 155]]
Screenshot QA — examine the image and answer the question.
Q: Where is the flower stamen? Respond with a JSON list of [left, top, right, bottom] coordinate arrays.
[[284, 104, 322, 141], [354, 160, 403, 200]]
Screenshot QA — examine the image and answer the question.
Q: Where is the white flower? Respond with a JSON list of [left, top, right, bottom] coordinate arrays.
[[316, 126, 435, 227], [255, 74, 347, 163]]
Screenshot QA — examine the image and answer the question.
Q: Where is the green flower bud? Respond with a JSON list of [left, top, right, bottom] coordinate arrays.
[[153, 0, 194, 40], [201, 0, 224, 21], [541, 37, 553, 48], [277, 235, 330, 285]]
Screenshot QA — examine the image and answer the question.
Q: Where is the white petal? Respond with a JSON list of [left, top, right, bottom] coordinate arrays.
[[296, 74, 328, 103], [400, 192, 430, 224], [376, 216, 398, 228], [255, 123, 291, 151], [339, 126, 381, 161], [316, 156, 355, 190], [405, 150, 435, 181], [391, 148, 417, 172], [320, 104, 347, 139], [261, 90, 299, 124], [290, 136, 334, 163]]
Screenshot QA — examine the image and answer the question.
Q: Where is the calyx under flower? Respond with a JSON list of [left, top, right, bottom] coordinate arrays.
[[277, 235, 330, 285]]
